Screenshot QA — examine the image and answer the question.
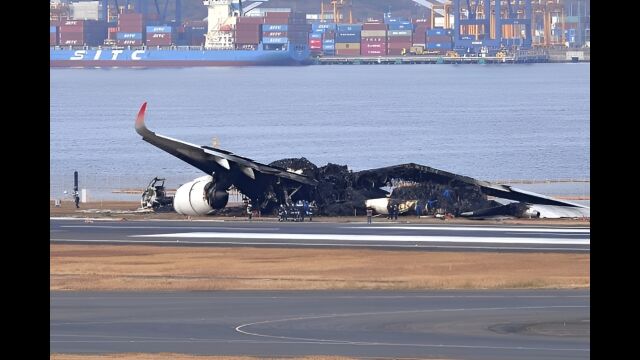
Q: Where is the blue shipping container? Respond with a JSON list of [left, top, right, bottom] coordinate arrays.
[[388, 23, 413, 30], [426, 42, 452, 49], [50, 26, 57, 33], [312, 23, 336, 31], [427, 29, 445, 36], [337, 24, 362, 31], [117, 32, 143, 40], [309, 33, 322, 39], [263, 24, 288, 32], [319, 23, 337, 30], [323, 44, 335, 50], [262, 37, 288, 44], [146, 26, 172, 33], [323, 39, 335, 44], [385, 17, 409, 23], [336, 31, 359, 37], [335, 35, 361, 42]]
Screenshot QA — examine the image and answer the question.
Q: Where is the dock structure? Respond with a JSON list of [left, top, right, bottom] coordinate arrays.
[[314, 52, 549, 65]]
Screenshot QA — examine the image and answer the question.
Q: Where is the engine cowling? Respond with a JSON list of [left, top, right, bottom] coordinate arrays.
[[173, 175, 229, 216]]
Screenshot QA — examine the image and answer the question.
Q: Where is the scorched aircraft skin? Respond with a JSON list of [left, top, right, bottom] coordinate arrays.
[[135, 103, 589, 218]]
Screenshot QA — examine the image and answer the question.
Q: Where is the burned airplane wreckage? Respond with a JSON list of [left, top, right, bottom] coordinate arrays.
[[135, 103, 589, 219]]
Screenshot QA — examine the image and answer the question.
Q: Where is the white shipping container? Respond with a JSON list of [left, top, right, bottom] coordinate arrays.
[[71, 1, 103, 21]]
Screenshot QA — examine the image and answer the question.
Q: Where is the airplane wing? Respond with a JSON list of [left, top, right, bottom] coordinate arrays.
[[135, 102, 318, 186], [353, 163, 587, 208]]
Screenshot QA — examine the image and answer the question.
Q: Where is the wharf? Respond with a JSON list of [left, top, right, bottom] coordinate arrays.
[[314, 51, 550, 65]]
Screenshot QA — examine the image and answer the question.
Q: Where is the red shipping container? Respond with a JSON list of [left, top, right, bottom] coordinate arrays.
[[236, 43, 258, 50], [118, 13, 143, 21], [236, 23, 260, 32], [235, 31, 260, 44], [148, 33, 171, 39], [361, 50, 386, 56], [116, 39, 143, 46], [62, 20, 84, 27], [237, 17, 264, 24], [387, 42, 412, 49], [361, 36, 385, 42], [119, 26, 144, 32], [60, 39, 83, 46], [413, 18, 431, 24], [413, 32, 426, 43], [59, 32, 85, 41], [262, 31, 287, 37], [146, 38, 172, 46], [361, 43, 385, 49]]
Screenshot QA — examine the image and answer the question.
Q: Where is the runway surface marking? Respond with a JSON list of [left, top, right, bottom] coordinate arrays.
[[60, 225, 281, 231], [235, 305, 590, 351], [134, 232, 589, 245], [50, 238, 589, 251], [50, 294, 590, 301], [342, 226, 590, 233]]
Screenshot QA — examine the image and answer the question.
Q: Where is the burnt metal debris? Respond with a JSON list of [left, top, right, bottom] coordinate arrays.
[[135, 103, 588, 219], [266, 159, 502, 216]]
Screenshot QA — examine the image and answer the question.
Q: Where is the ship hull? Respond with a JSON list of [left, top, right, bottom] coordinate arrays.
[[50, 46, 311, 67]]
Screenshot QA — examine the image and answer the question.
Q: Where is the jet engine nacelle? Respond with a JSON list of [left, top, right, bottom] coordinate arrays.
[[173, 175, 229, 216]]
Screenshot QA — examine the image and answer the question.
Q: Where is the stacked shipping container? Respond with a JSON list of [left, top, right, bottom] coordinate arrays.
[[361, 22, 387, 56], [322, 29, 335, 55], [426, 28, 453, 51], [335, 24, 361, 56], [412, 18, 431, 48], [117, 13, 144, 46], [50, 26, 58, 46], [58, 20, 107, 46], [236, 16, 263, 49], [262, 24, 288, 45], [146, 25, 173, 46], [386, 18, 413, 55], [182, 20, 206, 46]]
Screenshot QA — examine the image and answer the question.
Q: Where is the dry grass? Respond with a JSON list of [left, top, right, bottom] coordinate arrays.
[[50, 245, 590, 291], [50, 355, 358, 360]]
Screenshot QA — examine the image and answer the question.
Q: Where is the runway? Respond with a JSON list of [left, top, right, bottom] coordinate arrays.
[[50, 218, 590, 252], [50, 290, 590, 359]]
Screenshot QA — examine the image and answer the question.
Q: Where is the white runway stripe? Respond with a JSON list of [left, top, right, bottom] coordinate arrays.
[[342, 226, 590, 233], [50, 239, 590, 251], [135, 232, 589, 245]]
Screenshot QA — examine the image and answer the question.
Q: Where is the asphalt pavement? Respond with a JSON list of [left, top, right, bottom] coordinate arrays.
[[50, 218, 590, 252], [50, 289, 590, 359]]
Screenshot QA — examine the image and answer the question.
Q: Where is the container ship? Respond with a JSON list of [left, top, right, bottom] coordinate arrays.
[[50, 0, 311, 67]]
